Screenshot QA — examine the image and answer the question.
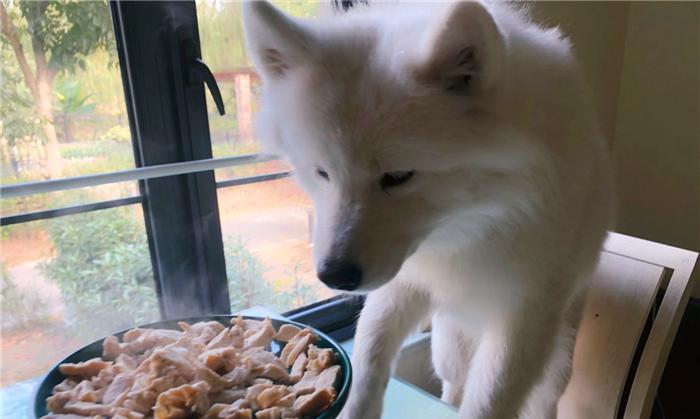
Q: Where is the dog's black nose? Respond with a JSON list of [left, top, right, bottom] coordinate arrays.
[[318, 259, 363, 291]]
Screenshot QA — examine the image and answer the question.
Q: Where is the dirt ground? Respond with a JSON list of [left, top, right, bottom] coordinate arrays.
[[0, 178, 332, 387]]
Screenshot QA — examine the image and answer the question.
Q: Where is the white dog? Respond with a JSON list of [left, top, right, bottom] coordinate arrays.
[[243, 1, 614, 418]]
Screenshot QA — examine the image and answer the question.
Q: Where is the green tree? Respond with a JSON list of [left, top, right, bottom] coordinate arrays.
[[0, 0, 113, 178], [0, 38, 43, 178]]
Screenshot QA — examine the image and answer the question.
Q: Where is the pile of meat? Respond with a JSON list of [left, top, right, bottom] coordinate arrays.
[[43, 317, 342, 419]]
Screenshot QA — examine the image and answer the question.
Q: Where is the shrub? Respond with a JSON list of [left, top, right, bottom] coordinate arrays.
[[225, 236, 279, 312], [41, 208, 157, 339], [0, 262, 51, 332]]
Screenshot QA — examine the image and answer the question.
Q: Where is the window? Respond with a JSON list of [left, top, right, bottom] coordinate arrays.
[[0, 0, 360, 409]]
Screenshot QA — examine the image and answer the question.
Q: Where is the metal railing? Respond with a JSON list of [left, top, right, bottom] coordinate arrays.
[[0, 154, 291, 226]]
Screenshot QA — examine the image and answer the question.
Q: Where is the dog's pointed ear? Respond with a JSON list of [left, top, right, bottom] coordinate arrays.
[[243, 1, 315, 79], [414, 1, 505, 93]]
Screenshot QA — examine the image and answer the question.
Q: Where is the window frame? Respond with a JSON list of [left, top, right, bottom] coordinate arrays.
[[0, 0, 362, 340]]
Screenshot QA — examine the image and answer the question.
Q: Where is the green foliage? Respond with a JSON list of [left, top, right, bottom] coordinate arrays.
[[41, 207, 157, 339], [96, 125, 130, 143], [0, 41, 42, 147], [55, 76, 96, 114], [275, 260, 319, 311], [19, 0, 113, 73], [226, 236, 278, 312], [225, 236, 321, 313], [0, 262, 51, 331]]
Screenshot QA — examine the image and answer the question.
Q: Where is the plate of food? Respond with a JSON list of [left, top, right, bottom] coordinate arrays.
[[33, 315, 352, 419]]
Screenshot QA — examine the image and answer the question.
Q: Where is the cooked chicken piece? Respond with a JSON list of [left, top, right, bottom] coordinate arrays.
[[293, 388, 336, 416], [315, 365, 341, 392], [291, 371, 317, 396], [153, 381, 210, 419], [123, 328, 145, 342], [205, 327, 245, 350], [291, 363, 341, 396], [179, 321, 226, 336], [199, 347, 239, 373], [115, 354, 139, 372], [103, 335, 122, 360], [40, 414, 102, 419], [306, 345, 336, 374], [89, 368, 114, 391], [211, 388, 246, 404], [218, 407, 253, 419], [243, 318, 276, 349], [260, 363, 291, 384], [74, 380, 102, 403], [53, 379, 78, 394], [194, 362, 230, 392], [150, 347, 197, 379], [104, 330, 184, 360], [288, 353, 307, 383], [256, 385, 291, 409], [231, 316, 264, 332], [274, 324, 301, 343], [55, 401, 113, 417], [279, 330, 316, 368], [242, 347, 285, 369], [254, 406, 298, 419], [277, 393, 296, 409], [251, 378, 273, 386], [244, 383, 274, 409], [47, 380, 103, 412], [223, 365, 257, 387], [59, 358, 113, 379], [192, 326, 219, 345], [113, 408, 145, 419], [46, 391, 74, 413], [102, 372, 134, 405], [202, 402, 230, 418]]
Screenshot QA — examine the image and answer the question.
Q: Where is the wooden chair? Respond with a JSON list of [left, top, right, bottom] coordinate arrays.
[[559, 233, 698, 419]]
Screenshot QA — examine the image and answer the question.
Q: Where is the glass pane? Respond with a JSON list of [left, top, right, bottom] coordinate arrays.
[[198, 1, 319, 160], [1, 1, 135, 185], [0, 181, 139, 218], [216, 176, 335, 313], [1, 206, 158, 390]]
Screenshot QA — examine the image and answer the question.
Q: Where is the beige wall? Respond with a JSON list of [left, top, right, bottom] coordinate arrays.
[[613, 2, 700, 253], [529, 2, 700, 254], [529, 1, 630, 146]]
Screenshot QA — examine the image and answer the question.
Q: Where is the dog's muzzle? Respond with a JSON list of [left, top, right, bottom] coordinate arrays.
[[317, 259, 363, 291]]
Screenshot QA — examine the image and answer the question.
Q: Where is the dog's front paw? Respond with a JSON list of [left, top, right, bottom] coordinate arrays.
[[339, 403, 382, 419]]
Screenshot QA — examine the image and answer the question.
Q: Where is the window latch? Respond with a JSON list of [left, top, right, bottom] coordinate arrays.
[[182, 39, 226, 116]]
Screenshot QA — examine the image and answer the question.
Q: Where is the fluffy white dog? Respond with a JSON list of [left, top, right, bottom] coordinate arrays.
[[243, 1, 614, 418]]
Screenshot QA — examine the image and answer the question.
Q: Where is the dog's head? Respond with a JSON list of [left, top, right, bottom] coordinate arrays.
[[243, 1, 516, 292]]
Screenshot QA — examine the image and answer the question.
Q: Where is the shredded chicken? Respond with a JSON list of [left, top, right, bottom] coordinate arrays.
[[43, 317, 341, 419]]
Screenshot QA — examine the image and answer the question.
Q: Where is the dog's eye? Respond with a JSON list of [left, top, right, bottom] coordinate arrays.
[[316, 168, 330, 181], [380, 171, 415, 190]]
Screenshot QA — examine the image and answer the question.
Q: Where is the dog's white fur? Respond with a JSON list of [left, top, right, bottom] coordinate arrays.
[[243, 1, 614, 418]]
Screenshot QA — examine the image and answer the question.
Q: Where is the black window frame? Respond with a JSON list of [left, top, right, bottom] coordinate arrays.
[[1, 0, 362, 341], [112, 0, 363, 338]]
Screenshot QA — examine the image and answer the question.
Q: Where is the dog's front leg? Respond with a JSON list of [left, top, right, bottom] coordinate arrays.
[[459, 303, 560, 419], [340, 282, 431, 419]]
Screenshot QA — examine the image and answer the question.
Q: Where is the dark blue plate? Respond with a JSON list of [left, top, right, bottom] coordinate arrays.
[[33, 315, 352, 418]]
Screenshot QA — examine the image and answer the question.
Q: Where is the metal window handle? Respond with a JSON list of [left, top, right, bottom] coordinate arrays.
[[181, 37, 225, 116], [190, 57, 225, 116]]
